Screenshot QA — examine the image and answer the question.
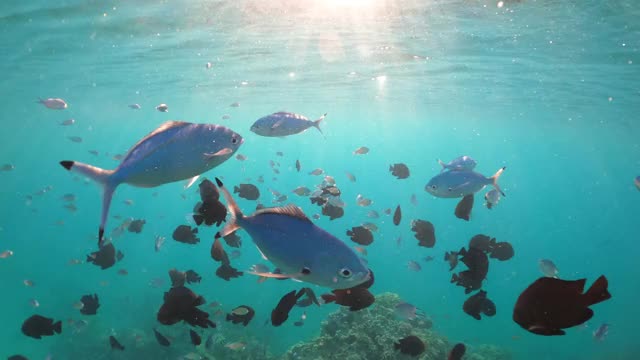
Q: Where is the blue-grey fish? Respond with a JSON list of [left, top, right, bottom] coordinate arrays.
[[214, 177, 369, 289], [250, 112, 325, 137], [60, 121, 243, 245], [592, 323, 609, 341], [538, 259, 559, 278], [635, 176, 640, 191], [438, 156, 477, 172], [425, 167, 506, 198]]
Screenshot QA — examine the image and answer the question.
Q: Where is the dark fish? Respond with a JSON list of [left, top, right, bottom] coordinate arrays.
[[157, 286, 215, 328], [210, 237, 230, 264], [294, 320, 304, 327], [199, 179, 221, 201], [127, 219, 146, 233], [272, 289, 305, 326], [513, 276, 611, 336], [448, 343, 466, 360], [321, 203, 344, 220], [468, 234, 494, 252], [321, 185, 341, 197], [80, 294, 100, 315], [411, 220, 435, 248], [451, 247, 489, 293], [276, 151, 284, 156], [454, 194, 474, 221], [463, 290, 496, 320], [215, 263, 243, 281], [172, 225, 200, 244], [296, 287, 320, 307], [21, 315, 62, 339], [223, 232, 242, 248], [169, 269, 186, 287], [189, 329, 201, 346], [153, 328, 171, 346], [185, 270, 202, 284], [86, 242, 116, 270], [444, 248, 462, 271], [321, 287, 375, 311], [8, 356, 29, 360], [393, 205, 401, 226], [389, 163, 410, 179], [489, 241, 514, 261], [310, 195, 328, 207], [109, 335, 125, 350], [233, 184, 260, 200], [116, 250, 124, 262], [347, 226, 374, 246], [295, 160, 301, 172], [193, 180, 227, 226], [226, 305, 255, 326], [394, 335, 425, 357]]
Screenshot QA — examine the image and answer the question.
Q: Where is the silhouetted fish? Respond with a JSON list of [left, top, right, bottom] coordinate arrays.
[[463, 290, 496, 320], [411, 220, 435, 248], [79, 294, 100, 315], [272, 290, 305, 326], [86, 242, 117, 270], [21, 315, 62, 339], [454, 195, 474, 221], [172, 225, 200, 244], [189, 329, 201, 346], [389, 163, 410, 179], [347, 226, 374, 246], [448, 343, 466, 360], [226, 305, 255, 326], [394, 335, 425, 357], [109, 335, 125, 350], [393, 205, 402, 226]]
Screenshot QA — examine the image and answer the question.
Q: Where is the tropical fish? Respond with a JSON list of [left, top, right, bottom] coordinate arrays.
[[454, 194, 474, 221], [109, 335, 125, 350], [593, 323, 609, 341], [59, 121, 243, 245], [484, 189, 501, 209], [407, 261, 421, 272], [438, 156, 477, 172], [271, 289, 304, 326], [154, 236, 166, 252], [21, 315, 62, 339], [448, 343, 466, 360], [189, 329, 202, 346], [353, 146, 369, 155], [295, 159, 301, 172], [60, 118, 75, 126], [250, 112, 325, 137], [215, 177, 369, 289], [129, 103, 141, 109], [155, 103, 169, 112], [393, 205, 401, 225], [394, 335, 425, 357], [463, 290, 496, 320], [389, 163, 410, 179], [38, 97, 67, 109], [321, 287, 375, 311], [411, 220, 435, 248], [426, 167, 506, 198], [79, 294, 100, 315], [489, 241, 514, 261], [234, 183, 260, 200], [226, 305, 255, 326], [153, 328, 171, 346], [538, 259, 559, 278], [0, 250, 14, 259]]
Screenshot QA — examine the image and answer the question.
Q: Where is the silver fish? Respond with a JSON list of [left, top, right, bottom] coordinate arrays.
[[438, 155, 477, 172], [538, 259, 559, 278], [250, 112, 325, 137], [425, 167, 505, 198], [38, 97, 67, 109], [215, 177, 369, 289], [593, 323, 609, 341], [484, 189, 501, 209], [155, 103, 168, 112], [59, 121, 243, 245], [155, 236, 166, 252]]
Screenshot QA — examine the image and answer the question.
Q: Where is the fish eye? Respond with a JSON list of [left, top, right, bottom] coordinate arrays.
[[431, 185, 437, 190], [301, 267, 311, 275], [338, 268, 352, 278], [231, 137, 238, 144]]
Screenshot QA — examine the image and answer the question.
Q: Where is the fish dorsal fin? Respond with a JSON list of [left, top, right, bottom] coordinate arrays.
[[254, 205, 311, 223], [118, 121, 191, 167]]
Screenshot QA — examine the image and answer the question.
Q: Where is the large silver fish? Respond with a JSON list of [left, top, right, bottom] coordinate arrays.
[[425, 167, 505, 198], [60, 121, 243, 245], [250, 112, 325, 137], [214, 178, 369, 289]]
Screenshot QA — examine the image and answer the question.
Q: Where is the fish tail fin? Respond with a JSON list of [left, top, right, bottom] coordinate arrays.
[[312, 113, 326, 135], [60, 161, 116, 246], [54, 321, 62, 334], [443, 252, 449, 261], [215, 177, 244, 238], [437, 159, 446, 172], [320, 294, 336, 304], [583, 275, 611, 306], [490, 166, 506, 197]]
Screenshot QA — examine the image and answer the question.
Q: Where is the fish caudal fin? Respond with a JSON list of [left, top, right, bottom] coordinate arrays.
[[490, 167, 506, 197], [437, 159, 446, 172], [583, 275, 611, 306], [215, 177, 244, 238], [312, 113, 326, 135], [60, 161, 116, 246], [53, 321, 62, 334]]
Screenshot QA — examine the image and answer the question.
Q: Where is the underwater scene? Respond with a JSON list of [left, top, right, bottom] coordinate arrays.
[[1, 0, 639, 359]]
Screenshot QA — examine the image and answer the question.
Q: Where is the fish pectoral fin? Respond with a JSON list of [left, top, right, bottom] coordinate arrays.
[[183, 175, 200, 189], [247, 271, 294, 279], [203, 148, 232, 159], [271, 120, 284, 129]]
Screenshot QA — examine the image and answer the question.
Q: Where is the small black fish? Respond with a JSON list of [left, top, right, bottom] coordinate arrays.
[[347, 226, 373, 246], [172, 225, 199, 244], [454, 194, 474, 221], [389, 163, 410, 179], [210, 237, 230, 264], [223, 232, 242, 248], [21, 315, 62, 339], [226, 305, 255, 326], [321, 287, 375, 311], [448, 343, 466, 360], [444, 248, 462, 271], [193, 200, 227, 227], [153, 328, 171, 347], [86, 242, 117, 270], [233, 183, 260, 200], [199, 179, 221, 202], [321, 203, 344, 220], [463, 290, 496, 320], [215, 263, 243, 281], [513, 276, 611, 336], [109, 335, 125, 350], [157, 286, 215, 329], [127, 219, 146, 233], [185, 270, 202, 284], [272, 289, 305, 326], [468, 234, 494, 252], [295, 159, 301, 172], [189, 329, 201, 346], [411, 219, 435, 248], [80, 294, 100, 315], [8, 356, 29, 360], [394, 335, 425, 357], [116, 250, 124, 262], [169, 268, 186, 287], [393, 205, 401, 226], [310, 195, 328, 207], [489, 241, 514, 261]]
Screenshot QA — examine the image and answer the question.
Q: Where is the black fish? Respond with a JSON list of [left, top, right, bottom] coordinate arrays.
[[448, 343, 466, 360], [233, 183, 260, 200], [80, 294, 100, 315], [199, 179, 220, 201], [8, 356, 29, 360], [116, 250, 124, 262], [444, 248, 462, 271], [109, 335, 125, 350], [321, 185, 341, 197], [210, 237, 230, 264], [451, 270, 483, 294], [295, 159, 301, 172], [189, 329, 201, 346], [489, 241, 514, 261], [393, 205, 401, 226], [223, 232, 242, 248], [310, 195, 328, 207], [226, 305, 255, 326], [127, 219, 146, 233], [513, 276, 611, 336], [272, 289, 305, 326], [185, 270, 202, 284], [193, 200, 227, 227], [468, 234, 494, 252], [21, 315, 62, 339], [169, 268, 186, 287], [86, 242, 116, 270], [153, 328, 171, 346], [463, 290, 496, 320], [394, 335, 425, 357], [321, 203, 344, 220], [451, 247, 489, 293], [215, 263, 243, 281], [321, 287, 375, 311], [454, 194, 474, 221], [172, 225, 199, 244], [411, 219, 435, 248], [347, 226, 373, 246], [157, 286, 215, 329], [389, 163, 410, 179]]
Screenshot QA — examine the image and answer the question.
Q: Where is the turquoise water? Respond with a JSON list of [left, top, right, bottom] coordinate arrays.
[[1, 0, 639, 359]]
